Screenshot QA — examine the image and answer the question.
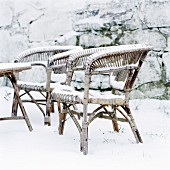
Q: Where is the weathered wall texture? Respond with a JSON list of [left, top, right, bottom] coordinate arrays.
[[0, 0, 170, 99]]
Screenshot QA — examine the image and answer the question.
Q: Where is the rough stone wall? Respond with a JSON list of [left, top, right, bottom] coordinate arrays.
[[0, 0, 170, 99]]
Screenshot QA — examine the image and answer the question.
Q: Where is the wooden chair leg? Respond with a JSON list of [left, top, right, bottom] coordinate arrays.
[[50, 101, 55, 113], [124, 105, 143, 143], [80, 134, 83, 152], [58, 103, 67, 135], [44, 116, 51, 126], [112, 119, 119, 132], [45, 92, 51, 126], [44, 106, 51, 126], [10, 75, 33, 131], [82, 122, 88, 155], [12, 92, 19, 117], [67, 108, 83, 152], [129, 121, 143, 143], [111, 107, 119, 132]]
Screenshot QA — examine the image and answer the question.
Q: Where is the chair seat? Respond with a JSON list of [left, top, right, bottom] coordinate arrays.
[[18, 81, 47, 91], [52, 84, 125, 105], [18, 81, 66, 91], [17, 73, 67, 91]]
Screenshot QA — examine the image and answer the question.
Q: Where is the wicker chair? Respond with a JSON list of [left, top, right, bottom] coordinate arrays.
[[12, 46, 83, 126], [51, 44, 152, 155], [49, 46, 124, 132]]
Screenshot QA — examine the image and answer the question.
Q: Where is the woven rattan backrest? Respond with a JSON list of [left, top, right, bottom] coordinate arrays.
[[14, 46, 83, 83], [48, 48, 83, 74], [14, 46, 82, 63], [66, 46, 119, 85], [89, 51, 139, 81], [68, 47, 116, 69], [86, 44, 152, 91]]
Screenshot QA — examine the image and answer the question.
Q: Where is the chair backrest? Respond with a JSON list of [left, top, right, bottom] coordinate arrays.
[[68, 46, 118, 70], [14, 46, 82, 83], [14, 46, 82, 63], [48, 47, 83, 74], [66, 46, 122, 85], [65, 44, 152, 91], [85, 44, 152, 92], [47, 47, 84, 85]]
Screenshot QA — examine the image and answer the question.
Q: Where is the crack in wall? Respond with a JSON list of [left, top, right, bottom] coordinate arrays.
[[28, 13, 45, 25]]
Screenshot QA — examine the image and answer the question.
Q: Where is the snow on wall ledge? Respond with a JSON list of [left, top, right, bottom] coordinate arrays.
[[0, 0, 170, 99]]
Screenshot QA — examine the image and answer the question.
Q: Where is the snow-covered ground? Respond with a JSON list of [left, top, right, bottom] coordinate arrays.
[[0, 86, 170, 170]]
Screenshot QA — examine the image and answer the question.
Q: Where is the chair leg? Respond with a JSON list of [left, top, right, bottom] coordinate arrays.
[[82, 122, 88, 155], [124, 105, 143, 143], [80, 134, 83, 152], [45, 92, 51, 126], [9, 75, 33, 131], [44, 105, 51, 126], [58, 103, 67, 135], [12, 92, 19, 117], [44, 116, 51, 126], [112, 119, 119, 132], [50, 101, 55, 113], [111, 107, 119, 132]]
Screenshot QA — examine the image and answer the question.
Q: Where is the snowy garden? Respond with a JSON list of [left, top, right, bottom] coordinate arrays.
[[1, 0, 170, 169], [0, 87, 170, 169]]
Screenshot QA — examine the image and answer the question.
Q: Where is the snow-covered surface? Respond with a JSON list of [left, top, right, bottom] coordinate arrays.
[[49, 47, 83, 62], [0, 63, 31, 72], [110, 76, 125, 90], [52, 83, 124, 101], [0, 86, 170, 169]]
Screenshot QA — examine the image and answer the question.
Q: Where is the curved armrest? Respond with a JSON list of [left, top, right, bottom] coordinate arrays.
[[48, 48, 83, 69], [92, 64, 138, 74], [30, 61, 48, 71]]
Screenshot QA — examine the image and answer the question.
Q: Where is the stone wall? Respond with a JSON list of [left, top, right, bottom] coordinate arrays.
[[0, 0, 170, 99]]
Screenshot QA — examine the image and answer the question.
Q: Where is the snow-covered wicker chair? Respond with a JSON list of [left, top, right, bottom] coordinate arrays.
[[12, 46, 83, 126], [51, 44, 152, 155], [49, 45, 125, 130]]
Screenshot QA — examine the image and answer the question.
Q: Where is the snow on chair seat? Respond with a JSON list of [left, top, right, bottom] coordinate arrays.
[[52, 84, 125, 105]]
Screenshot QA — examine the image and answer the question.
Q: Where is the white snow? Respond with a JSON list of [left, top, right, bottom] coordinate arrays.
[[0, 2, 13, 26], [0, 63, 31, 72], [0, 86, 170, 170]]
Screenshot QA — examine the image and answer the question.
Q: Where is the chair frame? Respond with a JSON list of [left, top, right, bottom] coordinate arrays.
[[52, 44, 152, 154], [51, 46, 125, 133], [12, 46, 83, 126]]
